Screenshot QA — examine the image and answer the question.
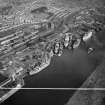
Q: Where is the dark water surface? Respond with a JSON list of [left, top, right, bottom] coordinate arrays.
[[24, 48, 103, 88]]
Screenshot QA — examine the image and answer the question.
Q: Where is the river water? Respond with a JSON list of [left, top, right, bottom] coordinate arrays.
[[24, 47, 104, 88]]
